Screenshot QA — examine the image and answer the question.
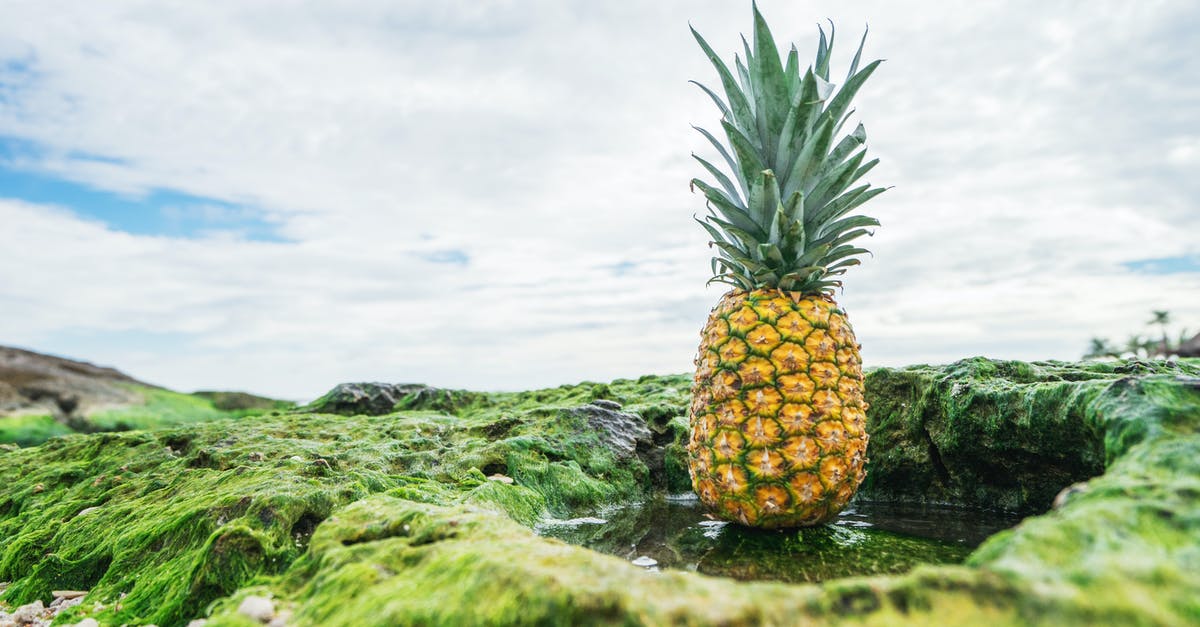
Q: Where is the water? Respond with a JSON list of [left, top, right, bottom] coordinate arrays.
[[536, 496, 1022, 583]]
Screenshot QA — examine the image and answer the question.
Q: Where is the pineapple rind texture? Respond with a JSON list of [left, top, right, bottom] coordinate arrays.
[[688, 289, 868, 528]]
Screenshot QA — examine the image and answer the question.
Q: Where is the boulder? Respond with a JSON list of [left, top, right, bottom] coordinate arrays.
[[563, 400, 651, 460], [304, 383, 482, 416]]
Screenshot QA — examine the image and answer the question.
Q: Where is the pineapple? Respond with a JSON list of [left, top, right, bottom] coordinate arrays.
[[687, 4, 885, 528]]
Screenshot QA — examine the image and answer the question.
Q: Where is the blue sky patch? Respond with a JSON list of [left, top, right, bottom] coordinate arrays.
[[1122, 255, 1200, 275], [605, 261, 637, 277], [1, 135, 285, 241], [422, 249, 469, 265], [0, 52, 38, 104]]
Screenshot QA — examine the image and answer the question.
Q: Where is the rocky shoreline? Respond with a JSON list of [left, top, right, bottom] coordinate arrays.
[[0, 358, 1197, 625]]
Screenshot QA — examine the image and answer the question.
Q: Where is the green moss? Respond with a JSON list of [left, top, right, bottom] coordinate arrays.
[[1, 384, 283, 449], [859, 358, 1199, 512], [87, 385, 235, 431], [1, 364, 1197, 626], [0, 377, 683, 625], [0, 414, 72, 447]]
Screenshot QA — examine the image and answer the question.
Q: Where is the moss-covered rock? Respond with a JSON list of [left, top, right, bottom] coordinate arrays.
[[0, 360, 1196, 626], [301, 383, 486, 416], [191, 391, 293, 412]]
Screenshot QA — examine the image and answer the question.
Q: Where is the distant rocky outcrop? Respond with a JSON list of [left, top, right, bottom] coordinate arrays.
[[0, 345, 150, 419], [1179, 331, 1200, 358], [191, 390, 290, 412], [303, 382, 484, 416], [0, 346, 290, 447]]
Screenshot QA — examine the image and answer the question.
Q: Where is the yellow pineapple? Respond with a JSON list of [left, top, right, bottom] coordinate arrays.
[[687, 4, 885, 528]]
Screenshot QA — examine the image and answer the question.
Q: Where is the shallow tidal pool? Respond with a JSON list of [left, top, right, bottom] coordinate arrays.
[[536, 496, 1022, 583]]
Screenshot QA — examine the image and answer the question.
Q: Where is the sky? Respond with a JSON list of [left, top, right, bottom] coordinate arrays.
[[1, 1, 1198, 401]]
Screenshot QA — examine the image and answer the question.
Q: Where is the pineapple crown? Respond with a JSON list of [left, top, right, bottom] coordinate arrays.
[[691, 3, 886, 295]]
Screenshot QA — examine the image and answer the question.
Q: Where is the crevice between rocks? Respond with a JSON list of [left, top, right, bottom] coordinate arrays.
[[922, 425, 951, 487]]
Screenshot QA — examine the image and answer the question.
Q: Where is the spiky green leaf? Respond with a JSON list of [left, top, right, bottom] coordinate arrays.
[[691, 11, 885, 295], [691, 26, 757, 139], [692, 125, 748, 199], [692, 154, 744, 207], [750, 3, 790, 160], [721, 119, 768, 196]]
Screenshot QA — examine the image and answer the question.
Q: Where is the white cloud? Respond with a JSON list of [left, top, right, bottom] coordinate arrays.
[[1, 0, 1198, 400]]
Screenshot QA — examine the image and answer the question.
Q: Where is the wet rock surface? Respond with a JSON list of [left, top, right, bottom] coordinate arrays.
[[0, 360, 1197, 625], [563, 400, 651, 459]]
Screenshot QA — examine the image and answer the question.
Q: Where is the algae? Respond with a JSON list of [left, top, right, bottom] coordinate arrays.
[[0, 413, 73, 447], [0, 359, 1197, 626], [0, 384, 292, 448]]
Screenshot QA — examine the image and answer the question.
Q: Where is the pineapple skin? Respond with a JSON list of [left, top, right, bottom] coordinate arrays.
[[688, 289, 868, 528]]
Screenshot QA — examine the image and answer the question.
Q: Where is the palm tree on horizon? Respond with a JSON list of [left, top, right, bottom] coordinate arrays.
[[1148, 310, 1172, 357]]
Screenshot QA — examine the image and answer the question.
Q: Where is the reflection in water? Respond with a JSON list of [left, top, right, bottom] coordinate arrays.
[[536, 496, 1022, 583]]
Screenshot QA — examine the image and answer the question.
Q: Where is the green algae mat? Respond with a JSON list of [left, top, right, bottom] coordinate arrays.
[[1, 358, 1197, 625]]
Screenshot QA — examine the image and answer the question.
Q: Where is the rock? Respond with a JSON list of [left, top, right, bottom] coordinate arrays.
[[72, 619, 99, 627], [0, 345, 288, 447], [630, 555, 658, 567], [564, 402, 651, 460], [1, 362, 1198, 625], [51, 590, 87, 600], [302, 379, 405, 415], [303, 382, 481, 416], [237, 595, 274, 622], [589, 399, 622, 411], [1052, 481, 1089, 509], [185, 620, 208, 627], [301, 382, 413, 415], [485, 474, 513, 484], [861, 358, 1109, 512], [1178, 331, 1200, 358], [0, 345, 146, 418], [55, 597, 84, 614], [10, 600, 45, 624], [191, 391, 288, 411], [0, 380, 22, 409]]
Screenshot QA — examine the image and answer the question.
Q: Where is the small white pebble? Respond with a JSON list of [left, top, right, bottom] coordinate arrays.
[[75, 507, 101, 518], [186, 620, 208, 627], [289, 456, 304, 462], [238, 595, 275, 623], [74, 619, 100, 627], [631, 556, 658, 567]]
